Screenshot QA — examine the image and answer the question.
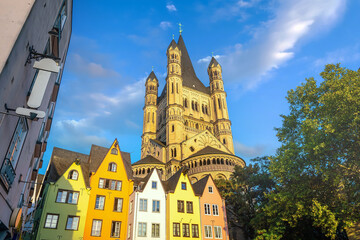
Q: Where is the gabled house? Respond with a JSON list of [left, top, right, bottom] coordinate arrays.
[[34, 147, 90, 240], [83, 140, 134, 239], [165, 167, 202, 239], [193, 175, 229, 240], [127, 168, 166, 239]]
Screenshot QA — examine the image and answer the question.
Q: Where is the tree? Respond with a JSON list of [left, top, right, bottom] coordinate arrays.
[[257, 64, 360, 239], [215, 156, 275, 239]]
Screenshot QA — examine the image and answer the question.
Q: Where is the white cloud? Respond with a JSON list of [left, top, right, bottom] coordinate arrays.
[[213, 0, 345, 89], [160, 21, 172, 30], [234, 141, 266, 158], [197, 55, 222, 64], [68, 53, 120, 78], [166, 3, 177, 12]]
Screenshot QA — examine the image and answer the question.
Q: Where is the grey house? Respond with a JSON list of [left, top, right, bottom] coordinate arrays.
[[0, 0, 72, 239]]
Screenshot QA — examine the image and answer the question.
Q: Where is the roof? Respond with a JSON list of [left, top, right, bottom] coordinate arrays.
[[132, 155, 165, 166], [186, 146, 233, 159], [135, 168, 166, 192], [208, 56, 220, 68], [150, 139, 166, 147], [167, 39, 178, 50], [163, 168, 182, 193], [147, 71, 158, 82], [177, 35, 209, 94], [192, 174, 210, 196], [88, 144, 133, 180], [46, 147, 90, 187]]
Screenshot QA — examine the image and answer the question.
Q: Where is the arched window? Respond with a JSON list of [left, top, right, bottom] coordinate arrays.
[[108, 162, 117, 172], [111, 148, 118, 155], [191, 101, 195, 110], [176, 83, 179, 93], [173, 148, 177, 157], [223, 139, 226, 144], [68, 170, 78, 180], [218, 98, 221, 109], [195, 102, 198, 111], [152, 112, 154, 123], [172, 125, 175, 132], [147, 112, 150, 122]]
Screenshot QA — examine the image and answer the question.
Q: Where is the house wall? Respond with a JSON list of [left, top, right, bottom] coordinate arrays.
[[0, 0, 72, 236], [200, 177, 229, 240], [83, 142, 133, 239], [36, 162, 90, 240], [166, 172, 202, 240], [131, 171, 166, 240]]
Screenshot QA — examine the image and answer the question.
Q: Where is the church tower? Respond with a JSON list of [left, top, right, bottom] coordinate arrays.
[[166, 38, 184, 161], [141, 71, 159, 158], [208, 57, 234, 153]]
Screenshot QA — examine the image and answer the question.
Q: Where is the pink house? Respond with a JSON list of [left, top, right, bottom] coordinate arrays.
[[193, 175, 229, 240]]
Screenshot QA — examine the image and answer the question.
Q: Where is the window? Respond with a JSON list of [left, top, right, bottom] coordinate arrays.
[[111, 148, 118, 155], [152, 200, 160, 212], [214, 226, 223, 239], [111, 221, 121, 237], [177, 200, 184, 213], [68, 170, 78, 180], [130, 201, 133, 213], [91, 220, 102, 236], [44, 214, 59, 229], [138, 222, 147, 237], [65, 216, 79, 230], [6, 117, 28, 168], [152, 181, 157, 189], [128, 224, 131, 239], [204, 204, 211, 215], [95, 196, 105, 210], [56, 190, 79, 204], [208, 186, 213, 193], [98, 178, 122, 191], [114, 198, 123, 212], [152, 223, 160, 237], [186, 201, 193, 213], [205, 225, 213, 238], [139, 199, 147, 211], [213, 204, 219, 216], [108, 162, 117, 172], [171, 125, 175, 132], [183, 223, 190, 237], [192, 224, 199, 238], [173, 223, 180, 237], [99, 178, 104, 188], [181, 182, 186, 190]]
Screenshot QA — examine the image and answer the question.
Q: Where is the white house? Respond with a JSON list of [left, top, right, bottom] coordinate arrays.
[[127, 168, 166, 240]]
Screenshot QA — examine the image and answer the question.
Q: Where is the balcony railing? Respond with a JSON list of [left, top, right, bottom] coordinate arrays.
[[0, 158, 16, 190]]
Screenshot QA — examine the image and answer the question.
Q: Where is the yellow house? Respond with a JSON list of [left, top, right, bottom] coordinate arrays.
[[83, 140, 133, 239], [34, 148, 90, 240], [165, 167, 202, 239]]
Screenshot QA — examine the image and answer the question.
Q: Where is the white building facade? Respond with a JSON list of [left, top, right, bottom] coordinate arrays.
[[128, 169, 166, 240]]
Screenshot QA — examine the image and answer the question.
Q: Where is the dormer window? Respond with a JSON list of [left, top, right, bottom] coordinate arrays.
[[108, 162, 117, 172], [68, 170, 78, 180], [111, 148, 118, 155]]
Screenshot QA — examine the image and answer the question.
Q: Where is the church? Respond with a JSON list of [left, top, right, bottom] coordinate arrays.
[[132, 33, 245, 182]]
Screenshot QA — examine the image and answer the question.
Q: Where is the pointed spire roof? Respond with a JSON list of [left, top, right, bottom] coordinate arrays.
[[147, 71, 158, 82], [208, 56, 220, 69], [167, 39, 178, 51], [177, 35, 209, 94]]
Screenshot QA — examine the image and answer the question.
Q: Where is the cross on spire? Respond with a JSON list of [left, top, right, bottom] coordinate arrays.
[[212, 52, 214, 57], [152, 66, 154, 71], [178, 23, 183, 35], [172, 34, 174, 39]]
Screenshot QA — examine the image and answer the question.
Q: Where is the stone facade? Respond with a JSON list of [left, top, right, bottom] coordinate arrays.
[[133, 34, 245, 182]]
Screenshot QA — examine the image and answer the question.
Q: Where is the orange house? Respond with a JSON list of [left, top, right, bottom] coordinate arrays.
[[193, 175, 229, 240], [83, 140, 133, 239]]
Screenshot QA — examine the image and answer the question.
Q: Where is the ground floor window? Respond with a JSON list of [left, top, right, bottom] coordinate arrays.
[[91, 219, 102, 236], [214, 226, 223, 239], [205, 225, 213, 238], [111, 221, 121, 237], [152, 223, 160, 237], [138, 222, 147, 237], [192, 224, 199, 238], [173, 222, 180, 237]]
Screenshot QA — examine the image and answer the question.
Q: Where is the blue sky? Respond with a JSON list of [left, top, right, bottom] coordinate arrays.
[[41, 0, 360, 173]]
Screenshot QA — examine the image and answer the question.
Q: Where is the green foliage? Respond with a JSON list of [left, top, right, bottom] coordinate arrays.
[[219, 64, 360, 239], [215, 156, 275, 239], [258, 64, 360, 239]]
